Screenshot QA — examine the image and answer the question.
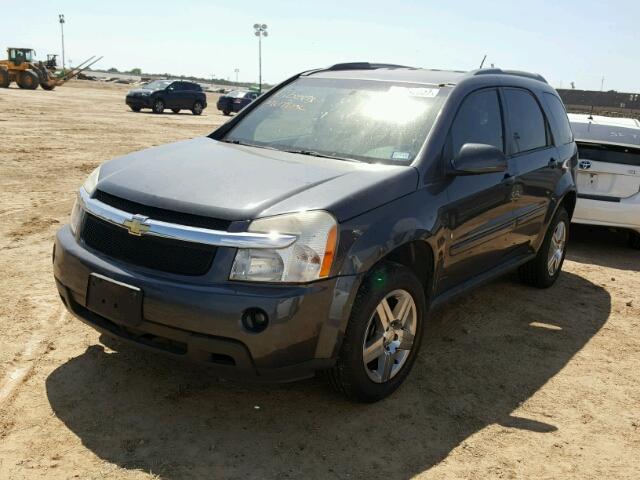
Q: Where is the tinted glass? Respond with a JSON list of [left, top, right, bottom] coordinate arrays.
[[143, 80, 172, 90], [224, 77, 446, 164], [183, 82, 200, 91], [450, 89, 503, 156], [577, 143, 640, 166], [504, 89, 548, 153], [544, 94, 573, 145]]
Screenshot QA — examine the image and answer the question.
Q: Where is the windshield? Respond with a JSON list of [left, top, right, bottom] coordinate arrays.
[[143, 80, 172, 90], [223, 77, 446, 164]]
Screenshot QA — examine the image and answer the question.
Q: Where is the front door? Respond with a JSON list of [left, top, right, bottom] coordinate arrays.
[[437, 88, 517, 294]]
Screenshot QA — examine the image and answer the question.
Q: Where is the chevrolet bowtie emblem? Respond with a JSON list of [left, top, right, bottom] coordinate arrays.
[[122, 214, 150, 236]]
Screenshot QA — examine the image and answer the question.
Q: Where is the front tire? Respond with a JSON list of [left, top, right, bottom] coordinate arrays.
[[519, 207, 569, 288], [18, 70, 39, 90], [222, 110, 231, 116], [628, 230, 640, 250], [152, 98, 165, 114], [328, 261, 426, 402], [129, 106, 141, 112]]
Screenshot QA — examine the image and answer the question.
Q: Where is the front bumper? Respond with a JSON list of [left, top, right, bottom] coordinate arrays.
[[125, 95, 152, 108], [573, 193, 640, 233], [53, 225, 360, 382]]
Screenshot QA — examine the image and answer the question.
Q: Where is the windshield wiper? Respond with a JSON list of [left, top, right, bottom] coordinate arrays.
[[283, 149, 364, 163], [221, 140, 364, 163]]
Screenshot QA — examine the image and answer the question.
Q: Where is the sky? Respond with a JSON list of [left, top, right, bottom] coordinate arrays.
[[3, 0, 639, 92]]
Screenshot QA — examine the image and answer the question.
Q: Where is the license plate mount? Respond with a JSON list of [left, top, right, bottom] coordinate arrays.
[[86, 273, 143, 327]]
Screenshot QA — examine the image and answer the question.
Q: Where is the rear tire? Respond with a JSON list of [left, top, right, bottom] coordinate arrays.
[[152, 98, 165, 114], [41, 83, 56, 91], [519, 207, 569, 288], [18, 70, 39, 90], [192, 101, 203, 115], [171, 108, 180, 114], [0, 68, 9, 88], [328, 261, 426, 402], [223, 110, 231, 116], [628, 231, 640, 250], [129, 106, 141, 112]]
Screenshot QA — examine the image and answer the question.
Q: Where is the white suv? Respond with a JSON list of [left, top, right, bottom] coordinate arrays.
[[569, 113, 640, 248]]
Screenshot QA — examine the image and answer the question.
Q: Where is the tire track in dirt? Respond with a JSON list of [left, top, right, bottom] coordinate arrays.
[[0, 306, 66, 407]]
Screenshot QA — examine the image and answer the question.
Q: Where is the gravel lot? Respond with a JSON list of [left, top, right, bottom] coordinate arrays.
[[0, 81, 638, 479]]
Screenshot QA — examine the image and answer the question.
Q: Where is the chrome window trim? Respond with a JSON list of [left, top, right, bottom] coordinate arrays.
[[78, 188, 297, 249]]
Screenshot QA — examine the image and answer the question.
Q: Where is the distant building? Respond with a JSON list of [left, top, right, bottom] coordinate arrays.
[[558, 89, 640, 119]]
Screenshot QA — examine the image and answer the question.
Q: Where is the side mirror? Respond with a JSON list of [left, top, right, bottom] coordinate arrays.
[[451, 143, 507, 175]]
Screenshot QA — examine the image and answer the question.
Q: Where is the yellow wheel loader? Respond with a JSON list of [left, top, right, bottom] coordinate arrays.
[[0, 47, 102, 90]]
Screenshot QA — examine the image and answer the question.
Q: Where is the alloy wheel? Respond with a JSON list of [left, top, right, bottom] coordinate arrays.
[[547, 220, 567, 276], [362, 289, 417, 383]]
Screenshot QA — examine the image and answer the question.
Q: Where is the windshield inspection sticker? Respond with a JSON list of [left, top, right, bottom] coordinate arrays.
[[391, 151, 411, 161], [389, 86, 440, 98]]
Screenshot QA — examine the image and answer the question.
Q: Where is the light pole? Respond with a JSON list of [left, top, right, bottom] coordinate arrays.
[[253, 23, 268, 93], [234, 68, 239, 84], [59, 14, 66, 72]]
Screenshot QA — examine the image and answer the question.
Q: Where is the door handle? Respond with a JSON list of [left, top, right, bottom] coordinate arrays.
[[548, 158, 558, 169]]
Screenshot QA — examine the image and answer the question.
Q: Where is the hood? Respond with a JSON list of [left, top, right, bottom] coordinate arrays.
[[97, 137, 418, 222], [127, 88, 157, 95]]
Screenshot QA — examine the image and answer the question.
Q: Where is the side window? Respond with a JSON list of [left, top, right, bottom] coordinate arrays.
[[504, 89, 548, 153], [450, 89, 504, 156], [168, 82, 181, 91], [544, 93, 573, 145]]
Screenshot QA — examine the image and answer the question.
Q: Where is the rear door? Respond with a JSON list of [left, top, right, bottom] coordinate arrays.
[[182, 82, 200, 108], [164, 82, 181, 109], [502, 88, 561, 252], [438, 88, 517, 293]]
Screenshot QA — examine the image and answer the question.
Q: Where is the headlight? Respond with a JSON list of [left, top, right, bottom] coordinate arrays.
[[230, 211, 338, 283], [82, 166, 101, 195], [69, 194, 83, 235]]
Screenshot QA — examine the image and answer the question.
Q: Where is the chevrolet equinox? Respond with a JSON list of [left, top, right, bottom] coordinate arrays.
[[54, 63, 578, 402]]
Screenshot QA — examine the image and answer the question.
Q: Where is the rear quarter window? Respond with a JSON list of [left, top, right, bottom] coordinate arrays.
[[544, 93, 573, 145]]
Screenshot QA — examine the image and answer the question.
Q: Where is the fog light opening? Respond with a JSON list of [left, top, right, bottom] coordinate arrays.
[[241, 308, 269, 333]]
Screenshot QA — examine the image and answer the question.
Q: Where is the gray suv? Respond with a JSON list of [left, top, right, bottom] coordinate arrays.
[[54, 63, 577, 402]]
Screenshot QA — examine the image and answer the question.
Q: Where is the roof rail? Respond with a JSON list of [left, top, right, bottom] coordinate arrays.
[[327, 62, 414, 71], [472, 68, 548, 84]]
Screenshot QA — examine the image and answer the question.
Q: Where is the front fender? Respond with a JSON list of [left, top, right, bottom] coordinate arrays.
[[316, 187, 448, 359]]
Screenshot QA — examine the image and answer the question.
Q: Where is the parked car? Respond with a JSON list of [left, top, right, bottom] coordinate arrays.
[[569, 114, 640, 248], [216, 90, 259, 115], [125, 80, 207, 115], [54, 63, 577, 402]]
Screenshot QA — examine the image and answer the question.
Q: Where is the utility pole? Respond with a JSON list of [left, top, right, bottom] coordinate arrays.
[[59, 14, 66, 72], [600, 76, 605, 91], [234, 68, 239, 84], [253, 23, 268, 93]]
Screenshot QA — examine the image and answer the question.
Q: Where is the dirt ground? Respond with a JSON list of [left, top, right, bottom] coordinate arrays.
[[0, 81, 639, 479]]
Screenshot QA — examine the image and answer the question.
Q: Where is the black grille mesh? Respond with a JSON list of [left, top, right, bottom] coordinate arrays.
[[81, 214, 216, 276]]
